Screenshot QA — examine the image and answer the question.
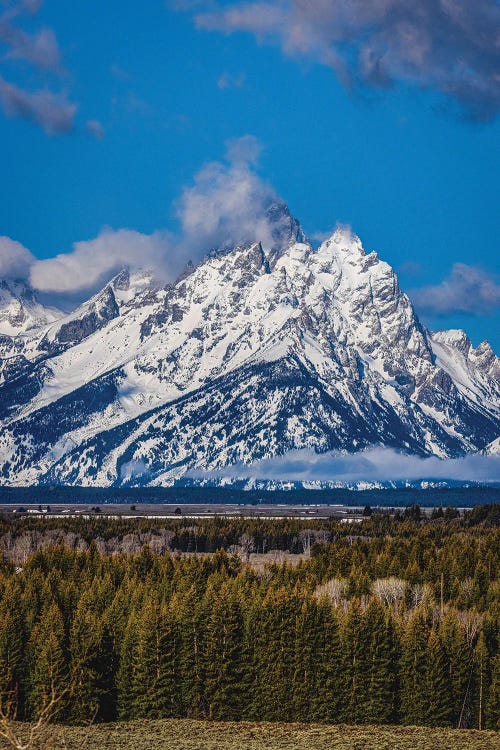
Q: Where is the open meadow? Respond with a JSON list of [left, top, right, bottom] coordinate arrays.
[[1, 719, 499, 750]]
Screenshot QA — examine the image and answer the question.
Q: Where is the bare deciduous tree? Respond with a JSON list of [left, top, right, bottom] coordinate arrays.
[[410, 583, 434, 609], [372, 577, 407, 612], [238, 533, 256, 563], [0, 683, 68, 750], [457, 610, 483, 648], [314, 578, 349, 607]]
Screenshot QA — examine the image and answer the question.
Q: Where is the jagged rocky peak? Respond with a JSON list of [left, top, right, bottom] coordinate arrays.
[[0, 214, 498, 487], [109, 267, 161, 310], [0, 279, 62, 335], [433, 330, 499, 374], [310, 226, 432, 362], [433, 329, 472, 354], [264, 201, 310, 268]]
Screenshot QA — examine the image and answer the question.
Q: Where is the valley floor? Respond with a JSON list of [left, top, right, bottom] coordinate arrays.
[[2, 719, 498, 750]]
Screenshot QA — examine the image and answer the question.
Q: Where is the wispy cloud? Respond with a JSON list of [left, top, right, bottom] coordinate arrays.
[[188, 447, 500, 484], [85, 119, 105, 140], [0, 21, 62, 71], [176, 134, 285, 253], [0, 1, 77, 134], [410, 263, 500, 316], [0, 76, 75, 134], [217, 71, 245, 89], [182, 0, 500, 120]]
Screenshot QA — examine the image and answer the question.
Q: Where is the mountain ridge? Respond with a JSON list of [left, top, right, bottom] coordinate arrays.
[[0, 208, 498, 486]]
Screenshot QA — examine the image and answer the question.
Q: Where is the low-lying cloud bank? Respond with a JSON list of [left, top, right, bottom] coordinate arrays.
[[187, 447, 500, 484], [184, 0, 500, 121]]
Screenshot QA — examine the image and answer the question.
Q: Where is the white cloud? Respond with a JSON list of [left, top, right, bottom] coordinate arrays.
[[29, 228, 172, 295], [188, 447, 500, 484], [120, 458, 150, 482], [3, 135, 292, 300], [410, 263, 500, 316], [176, 134, 284, 253], [0, 236, 35, 279]]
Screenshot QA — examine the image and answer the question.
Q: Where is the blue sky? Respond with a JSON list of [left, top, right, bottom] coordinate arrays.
[[0, 0, 499, 348]]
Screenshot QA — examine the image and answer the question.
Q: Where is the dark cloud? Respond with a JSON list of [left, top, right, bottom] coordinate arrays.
[[0, 75, 75, 134], [410, 262, 500, 316], [0, 1, 78, 134], [184, 0, 500, 120], [0, 21, 62, 71]]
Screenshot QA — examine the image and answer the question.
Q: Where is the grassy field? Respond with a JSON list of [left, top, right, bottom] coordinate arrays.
[[1, 719, 498, 750]]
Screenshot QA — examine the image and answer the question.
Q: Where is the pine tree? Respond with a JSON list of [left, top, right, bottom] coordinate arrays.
[[309, 598, 346, 723], [175, 587, 209, 718], [439, 610, 473, 727], [485, 653, 500, 730], [67, 594, 105, 723], [400, 609, 429, 725], [130, 596, 181, 719], [250, 588, 298, 722], [363, 599, 399, 724], [28, 602, 68, 722], [424, 630, 453, 727], [204, 584, 246, 720], [0, 608, 25, 716], [291, 595, 320, 722], [474, 631, 490, 731], [341, 598, 370, 723], [116, 611, 138, 721]]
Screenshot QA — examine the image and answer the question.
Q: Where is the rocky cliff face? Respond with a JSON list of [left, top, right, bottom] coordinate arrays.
[[0, 208, 498, 485]]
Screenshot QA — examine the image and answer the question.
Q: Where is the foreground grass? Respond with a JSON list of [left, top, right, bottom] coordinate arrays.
[[1, 719, 498, 750]]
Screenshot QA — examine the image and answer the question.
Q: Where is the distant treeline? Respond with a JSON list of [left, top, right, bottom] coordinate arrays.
[[0, 506, 498, 729], [0, 484, 499, 506], [0, 503, 499, 563]]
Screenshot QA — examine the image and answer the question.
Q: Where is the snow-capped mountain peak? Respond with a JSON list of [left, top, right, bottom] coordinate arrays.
[[0, 220, 498, 486], [0, 279, 62, 336]]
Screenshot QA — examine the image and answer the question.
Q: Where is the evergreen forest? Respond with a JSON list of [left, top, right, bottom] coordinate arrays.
[[0, 505, 499, 731]]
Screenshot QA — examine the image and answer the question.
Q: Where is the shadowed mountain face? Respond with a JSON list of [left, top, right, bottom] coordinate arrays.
[[0, 207, 498, 486]]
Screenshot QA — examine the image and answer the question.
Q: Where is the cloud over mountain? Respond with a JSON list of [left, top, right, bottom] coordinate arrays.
[[176, 134, 283, 253], [1, 136, 290, 301], [186, 0, 500, 120], [0, 236, 35, 279], [29, 228, 172, 296]]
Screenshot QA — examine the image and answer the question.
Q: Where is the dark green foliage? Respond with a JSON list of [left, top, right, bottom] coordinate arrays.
[[424, 630, 453, 726], [0, 510, 497, 729]]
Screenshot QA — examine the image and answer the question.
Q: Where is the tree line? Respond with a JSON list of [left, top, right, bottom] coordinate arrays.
[[0, 507, 498, 729]]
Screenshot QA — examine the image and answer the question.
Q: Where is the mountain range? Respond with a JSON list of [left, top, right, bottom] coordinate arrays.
[[0, 205, 498, 487]]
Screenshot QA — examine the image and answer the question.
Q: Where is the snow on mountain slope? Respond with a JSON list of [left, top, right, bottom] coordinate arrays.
[[0, 207, 498, 486]]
